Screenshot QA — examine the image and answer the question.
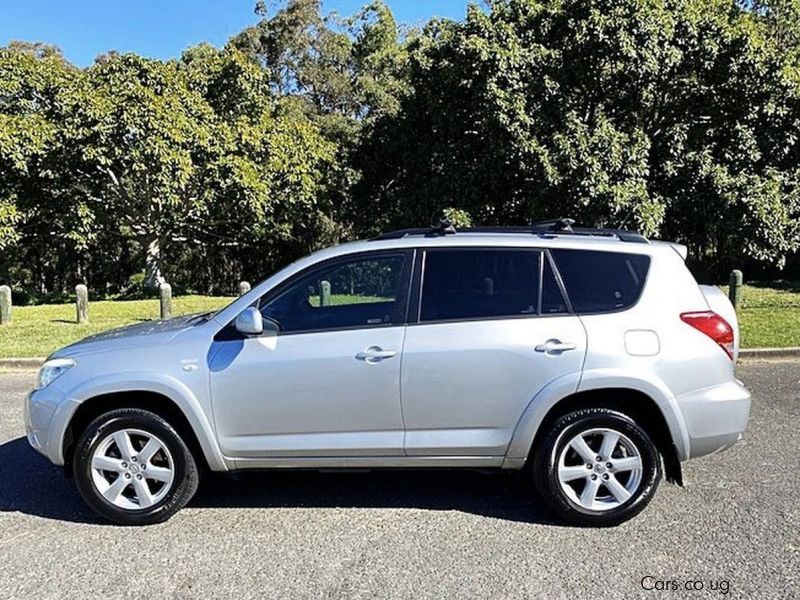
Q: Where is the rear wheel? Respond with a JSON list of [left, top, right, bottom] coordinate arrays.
[[73, 408, 199, 525], [533, 408, 661, 526]]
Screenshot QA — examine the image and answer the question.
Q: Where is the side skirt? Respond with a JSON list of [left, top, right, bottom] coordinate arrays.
[[231, 455, 506, 470]]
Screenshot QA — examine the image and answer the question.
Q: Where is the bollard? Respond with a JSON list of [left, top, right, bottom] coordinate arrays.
[[320, 280, 331, 307], [483, 277, 495, 296], [729, 270, 743, 310], [239, 281, 251, 296], [160, 283, 172, 320], [0, 285, 11, 325], [75, 284, 89, 324]]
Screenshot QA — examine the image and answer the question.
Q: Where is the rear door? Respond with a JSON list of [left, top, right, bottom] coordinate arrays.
[[400, 247, 587, 457]]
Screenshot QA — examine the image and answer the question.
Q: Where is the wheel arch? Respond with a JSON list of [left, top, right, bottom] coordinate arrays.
[[533, 389, 682, 485], [63, 391, 206, 473], [56, 376, 228, 473], [505, 371, 687, 485]]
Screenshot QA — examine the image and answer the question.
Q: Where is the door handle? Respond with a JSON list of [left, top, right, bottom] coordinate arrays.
[[535, 339, 577, 355], [355, 346, 397, 363]]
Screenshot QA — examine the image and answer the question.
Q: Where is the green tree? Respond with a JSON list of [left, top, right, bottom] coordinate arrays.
[[747, 0, 800, 59], [179, 45, 338, 291], [354, 0, 800, 274], [230, 0, 408, 269], [0, 42, 338, 296], [0, 44, 90, 294], [62, 54, 219, 287], [231, 0, 406, 125], [5, 0, 800, 298]]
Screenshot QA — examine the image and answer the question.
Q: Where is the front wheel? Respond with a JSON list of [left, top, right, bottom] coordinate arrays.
[[533, 408, 661, 526], [73, 408, 199, 525]]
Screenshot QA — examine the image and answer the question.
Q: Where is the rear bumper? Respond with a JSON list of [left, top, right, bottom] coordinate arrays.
[[676, 379, 751, 459]]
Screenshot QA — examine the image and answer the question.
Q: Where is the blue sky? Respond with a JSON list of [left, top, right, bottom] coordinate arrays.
[[0, 0, 470, 67]]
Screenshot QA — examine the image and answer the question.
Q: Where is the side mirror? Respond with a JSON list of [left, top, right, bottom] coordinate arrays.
[[235, 307, 263, 336]]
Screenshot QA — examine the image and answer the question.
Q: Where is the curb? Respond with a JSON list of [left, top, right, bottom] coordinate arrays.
[[738, 347, 800, 358], [0, 357, 45, 370]]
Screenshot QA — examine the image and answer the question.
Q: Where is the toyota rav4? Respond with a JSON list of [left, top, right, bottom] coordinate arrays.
[[24, 220, 751, 526]]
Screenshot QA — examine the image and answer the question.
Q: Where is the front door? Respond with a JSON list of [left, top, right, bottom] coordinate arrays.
[[401, 247, 587, 456], [210, 250, 413, 459]]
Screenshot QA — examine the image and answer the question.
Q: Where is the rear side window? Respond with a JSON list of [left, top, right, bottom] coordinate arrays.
[[421, 249, 541, 322], [551, 249, 650, 313]]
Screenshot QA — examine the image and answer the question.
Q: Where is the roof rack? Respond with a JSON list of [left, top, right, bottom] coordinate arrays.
[[370, 219, 457, 241], [371, 218, 649, 244]]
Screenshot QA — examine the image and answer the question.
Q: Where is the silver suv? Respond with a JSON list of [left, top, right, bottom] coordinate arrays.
[[25, 220, 752, 526]]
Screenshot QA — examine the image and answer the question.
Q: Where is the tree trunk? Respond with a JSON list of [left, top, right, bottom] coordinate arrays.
[[144, 238, 166, 289]]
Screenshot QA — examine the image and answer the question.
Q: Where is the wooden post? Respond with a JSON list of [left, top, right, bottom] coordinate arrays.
[[75, 284, 89, 324], [0, 285, 11, 325], [729, 270, 743, 310], [160, 283, 172, 320], [320, 280, 331, 307], [483, 277, 495, 296], [239, 281, 251, 296]]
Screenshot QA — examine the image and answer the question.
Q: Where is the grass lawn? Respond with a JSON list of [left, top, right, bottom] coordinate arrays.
[[721, 283, 800, 349], [0, 296, 232, 358], [0, 284, 798, 358]]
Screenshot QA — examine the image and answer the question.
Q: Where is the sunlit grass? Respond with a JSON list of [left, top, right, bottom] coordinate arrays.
[[0, 284, 797, 357], [0, 296, 232, 358], [720, 283, 800, 349], [307, 294, 389, 307]]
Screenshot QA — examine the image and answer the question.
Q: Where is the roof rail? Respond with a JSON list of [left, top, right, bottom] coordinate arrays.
[[371, 219, 457, 241], [371, 218, 649, 244]]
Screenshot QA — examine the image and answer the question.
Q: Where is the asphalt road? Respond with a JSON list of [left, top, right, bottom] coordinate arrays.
[[0, 361, 798, 600]]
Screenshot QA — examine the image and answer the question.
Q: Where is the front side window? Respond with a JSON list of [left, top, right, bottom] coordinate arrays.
[[551, 249, 650, 313], [260, 253, 408, 333], [420, 249, 541, 322]]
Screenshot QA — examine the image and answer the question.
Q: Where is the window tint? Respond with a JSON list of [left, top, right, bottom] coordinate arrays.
[[551, 249, 650, 313], [421, 249, 540, 322], [541, 257, 569, 314], [261, 254, 407, 333]]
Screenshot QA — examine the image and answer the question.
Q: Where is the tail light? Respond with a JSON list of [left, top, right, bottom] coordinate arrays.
[[680, 311, 735, 360]]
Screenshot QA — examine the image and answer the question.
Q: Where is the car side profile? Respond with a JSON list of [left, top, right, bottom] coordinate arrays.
[[24, 220, 752, 526]]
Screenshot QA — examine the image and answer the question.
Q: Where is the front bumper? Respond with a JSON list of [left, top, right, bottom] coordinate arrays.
[[676, 379, 752, 459], [24, 385, 77, 466]]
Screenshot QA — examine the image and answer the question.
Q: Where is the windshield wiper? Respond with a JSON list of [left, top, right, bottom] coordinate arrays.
[[188, 311, 214, 325]]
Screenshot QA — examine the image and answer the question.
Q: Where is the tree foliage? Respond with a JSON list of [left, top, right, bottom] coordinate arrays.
[[354, 0, 800, 274], [0, 42, 338, 296], [1, 0, 799, 300]]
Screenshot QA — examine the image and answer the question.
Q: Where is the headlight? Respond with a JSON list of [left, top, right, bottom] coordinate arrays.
[[36, 358, 76, 390]]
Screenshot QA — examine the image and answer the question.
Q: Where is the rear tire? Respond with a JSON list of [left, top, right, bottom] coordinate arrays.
[[532, 408, 661, 526], [73, 408, 199, 525]]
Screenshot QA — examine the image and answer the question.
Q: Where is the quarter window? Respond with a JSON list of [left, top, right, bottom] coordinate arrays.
[[260, 253, 408, 333], [420, 249, 541, 322], [551, 249, 650, 313]]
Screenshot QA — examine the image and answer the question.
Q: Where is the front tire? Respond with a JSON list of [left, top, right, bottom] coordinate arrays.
[[73, 408, 199, 525], [533, 408, 661, 526]]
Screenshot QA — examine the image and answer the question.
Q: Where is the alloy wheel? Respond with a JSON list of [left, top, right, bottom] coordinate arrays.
[[90, 428, 175, 510], [557, 427, 643, 512]]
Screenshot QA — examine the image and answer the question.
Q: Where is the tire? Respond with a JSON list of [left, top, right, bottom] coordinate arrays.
[[73, 408, 199, 525], [532, 408, 661, 527]]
